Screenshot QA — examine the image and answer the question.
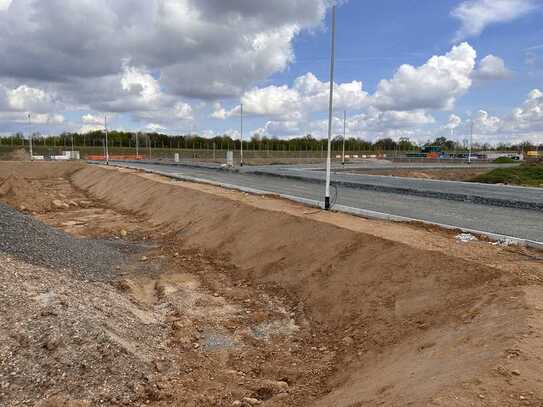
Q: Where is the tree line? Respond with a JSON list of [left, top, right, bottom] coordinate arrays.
[[0, 131, 540, 152]]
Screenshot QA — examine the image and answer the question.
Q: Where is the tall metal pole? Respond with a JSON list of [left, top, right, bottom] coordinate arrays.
[[469, 119, 473, 164], [240, 103, 244, 167], [28, 113, 33, 161], [342, 110, 346, 166], [136, 131, 139, 157], [450, 127, 455, 158], [324, 4, 336, 210], [104, 114, 110, 165]]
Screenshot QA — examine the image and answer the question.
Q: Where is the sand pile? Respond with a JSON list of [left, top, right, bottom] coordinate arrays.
[[0, 176, 45, 211], [70, 165, 543, 406]]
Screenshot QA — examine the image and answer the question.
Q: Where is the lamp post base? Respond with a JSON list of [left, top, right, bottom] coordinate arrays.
[[325, 196, 331, 211]]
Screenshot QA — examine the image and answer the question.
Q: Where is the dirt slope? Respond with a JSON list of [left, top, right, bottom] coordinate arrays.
[[70, 164, 543, 407]]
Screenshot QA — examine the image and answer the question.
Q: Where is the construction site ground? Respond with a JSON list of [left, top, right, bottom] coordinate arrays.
[[346, 168, 491, 181], [1, 161, 543, 407]]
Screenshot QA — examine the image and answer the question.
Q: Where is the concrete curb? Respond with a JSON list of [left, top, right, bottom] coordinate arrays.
[[100, 162, 543, 251], [251, 170, 543, 212]]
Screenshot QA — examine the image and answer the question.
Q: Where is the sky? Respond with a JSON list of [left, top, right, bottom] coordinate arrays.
[[0, 0, 542, 145]]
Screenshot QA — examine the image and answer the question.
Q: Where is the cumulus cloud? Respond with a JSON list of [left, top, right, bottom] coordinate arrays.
[[81, 114, 104, 126], [452, 89, 543, 144], [0, 0, 11, 11], [445, 114, 463, 130], [0, 0, 329, 100], [451, 0, 538, 42], [372, 43, 477, 111], [146, 123, 167, 132], [212, 72, 367, 121], [474, 55, 512, 80], [0, 84, 58, 112], [257, 108, 435, 141]]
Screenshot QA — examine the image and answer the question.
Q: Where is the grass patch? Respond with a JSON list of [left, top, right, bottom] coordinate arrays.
[[493, 156, 518, 164], [471, 162, 543, 187]]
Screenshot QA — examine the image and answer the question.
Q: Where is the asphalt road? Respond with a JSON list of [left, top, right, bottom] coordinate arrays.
[[248, 165, 543, 210], [110, 161, 543, 243]]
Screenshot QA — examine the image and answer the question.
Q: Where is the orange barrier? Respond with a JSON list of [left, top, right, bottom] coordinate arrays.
[[87, 155, 146, 161]]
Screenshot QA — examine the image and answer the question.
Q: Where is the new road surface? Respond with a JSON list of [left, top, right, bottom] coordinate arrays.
[[103, 161, 543, 245]]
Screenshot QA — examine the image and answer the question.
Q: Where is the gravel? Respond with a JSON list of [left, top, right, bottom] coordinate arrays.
[[0, 202, 124, 280]]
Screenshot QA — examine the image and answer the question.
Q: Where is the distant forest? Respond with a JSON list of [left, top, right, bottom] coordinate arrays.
[[1, 131, 540, 152]]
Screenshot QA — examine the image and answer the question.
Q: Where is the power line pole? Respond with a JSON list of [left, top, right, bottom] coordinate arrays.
[[104, 114, 110, 165], [342, 110, 346, 166], [240, 103, 244, 167], [324, 4, 337, 210], [28, 113, 33, 161]]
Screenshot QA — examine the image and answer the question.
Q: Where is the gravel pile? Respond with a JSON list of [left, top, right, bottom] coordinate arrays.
[[0, 202, 123, 280]]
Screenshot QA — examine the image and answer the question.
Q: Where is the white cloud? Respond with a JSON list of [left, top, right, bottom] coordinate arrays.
[[0, 0, 330, 100], [173, 102, 193, 120], [120, 63, 161, 104], [445, 114, 462, 130], [146, 123, 167, 132], [5, 85, 56, 112], [81, 113, 104, 125], [372, 43, 477, 111], [241, 85, 302, 120], [78, 124, 104, 134], [474, 55, 512, 80], [257, 108, 435, 141], [452, 89, 543, 144], [213, 72, 367, 121], [210, 104, 228, 120], [0, 0, 11, 12], [451, 0, 538, 41]]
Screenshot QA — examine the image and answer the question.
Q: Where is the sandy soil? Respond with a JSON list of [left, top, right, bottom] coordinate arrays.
[[1, 161, 543, 407]]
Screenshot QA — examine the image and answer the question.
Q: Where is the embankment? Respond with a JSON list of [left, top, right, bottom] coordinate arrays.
[[71, 164, 543, 406]]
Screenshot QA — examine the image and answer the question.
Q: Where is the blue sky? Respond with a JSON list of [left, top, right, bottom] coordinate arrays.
[[0, 0, 542, 145]]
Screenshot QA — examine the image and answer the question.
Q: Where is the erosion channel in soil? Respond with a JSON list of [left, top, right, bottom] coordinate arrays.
[[0, 161, 542, 407]]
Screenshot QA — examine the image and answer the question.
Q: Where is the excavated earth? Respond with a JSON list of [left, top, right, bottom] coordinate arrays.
[[0, 161, 543, 407]]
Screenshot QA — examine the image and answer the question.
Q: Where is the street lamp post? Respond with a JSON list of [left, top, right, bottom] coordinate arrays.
[[104, 114, 110, 165], [469, 120, 474, 164], [240, 103, 244, 167], [342, 110, 346, 166], [324, 4, 337, 210], [28, 113, 33, 161]]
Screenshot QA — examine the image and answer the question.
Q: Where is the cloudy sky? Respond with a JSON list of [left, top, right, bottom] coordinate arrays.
[[0, 0, 542, 145]]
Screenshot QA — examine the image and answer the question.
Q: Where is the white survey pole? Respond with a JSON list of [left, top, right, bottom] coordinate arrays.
[[136, 131, 139, 157], [342, 110, 346, 166], [104, 114, 110, 165], [28, 113, 33, 161], [324, 4, 336, 210], [240, 103, 244, 167]]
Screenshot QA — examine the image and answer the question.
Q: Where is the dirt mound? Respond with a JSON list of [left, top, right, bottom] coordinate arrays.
[[70, 165, 543, 406], [0, 254, 169, 406], [0, 161, 82, 179], [0, 175, 47, 211], [0, 163, 85, 212], [0, 147, 28, 161]]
